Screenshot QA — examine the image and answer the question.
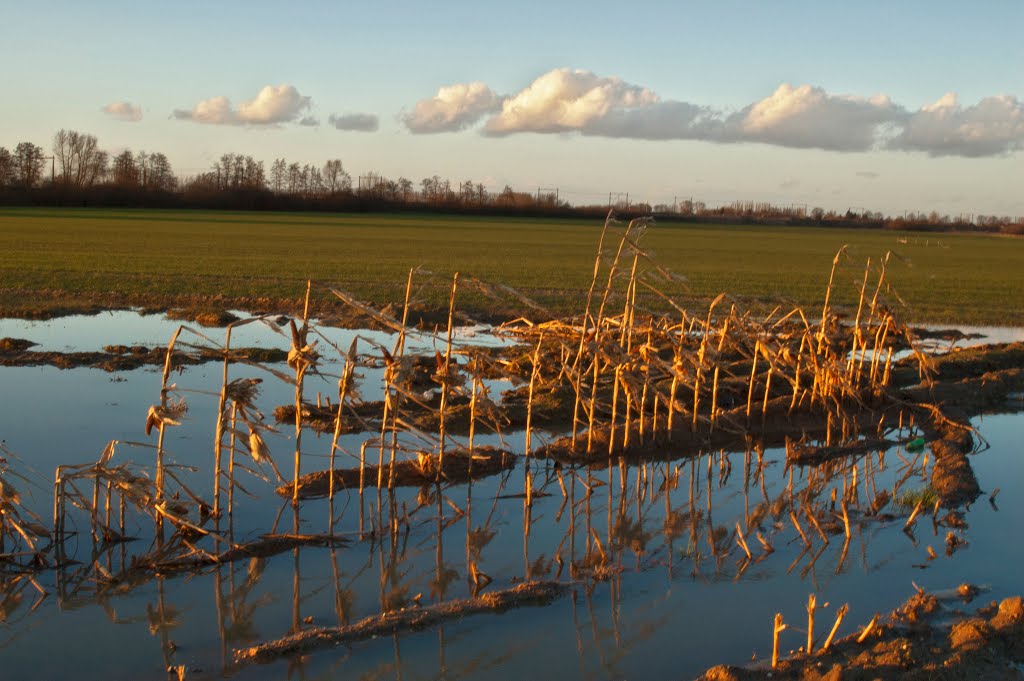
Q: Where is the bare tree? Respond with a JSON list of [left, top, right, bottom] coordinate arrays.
[[270, 158, 287, 193], [397, 177, 413, 202], [52, 129, 105, 188], [0, 147, 13, 187], [13, 142, 45, 188], [147, 153, 176, 191], [111, 150, 138, 186]]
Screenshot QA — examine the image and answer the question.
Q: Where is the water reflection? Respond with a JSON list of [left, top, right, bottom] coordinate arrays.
[[0, 309, 1021, 680]]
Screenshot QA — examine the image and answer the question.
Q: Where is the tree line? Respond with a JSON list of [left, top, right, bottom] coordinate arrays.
[[1, 128, 1021, 234]]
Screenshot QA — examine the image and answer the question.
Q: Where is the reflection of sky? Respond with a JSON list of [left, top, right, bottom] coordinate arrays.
[[1, 318, 1023, 680], [0, 310, 510, 353]]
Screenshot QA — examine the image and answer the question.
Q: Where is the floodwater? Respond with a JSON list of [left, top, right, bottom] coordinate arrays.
[[0, 312, 1022, 681]]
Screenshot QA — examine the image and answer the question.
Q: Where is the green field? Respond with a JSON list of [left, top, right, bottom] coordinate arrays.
[[1, 207, 1021, 325]]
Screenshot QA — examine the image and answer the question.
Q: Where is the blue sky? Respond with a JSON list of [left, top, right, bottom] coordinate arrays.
[[3, 0, 1022, 216]]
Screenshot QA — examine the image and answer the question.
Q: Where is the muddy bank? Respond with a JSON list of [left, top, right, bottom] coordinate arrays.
[[697, 589, 1024, 681], [235, 580, 568, 664], [0, 288, 506, 329], [0, 337, 288, 371], [274, 384, 572, 435], [277, 447, 516, 499]]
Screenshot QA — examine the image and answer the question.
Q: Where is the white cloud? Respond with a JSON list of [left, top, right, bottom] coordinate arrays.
[[483, 68, 659, 135], [402, 69, 1024, 157], [173, 84, 312, 125], [888, 93, 1024, 157], [102, 101, 142, 122], [403, 82, 502, 133], [328, 113, 379, 132], [724, 83, 902, 151]]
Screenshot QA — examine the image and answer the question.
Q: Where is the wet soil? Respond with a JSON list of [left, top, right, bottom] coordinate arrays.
[[277, 447, 516, 499], [0, 289, 506, 329], [697, 591, 1024, 681], [235, 580, 568, 664], [0, 337, 288, 371]]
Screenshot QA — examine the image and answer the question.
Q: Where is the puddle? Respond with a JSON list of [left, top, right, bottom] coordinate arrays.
[[0, 316, 1022, 681]]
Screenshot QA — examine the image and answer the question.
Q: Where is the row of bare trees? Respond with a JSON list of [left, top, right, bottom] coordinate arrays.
[[0, 130, 175, 193], [2, 128, 1022, 231]]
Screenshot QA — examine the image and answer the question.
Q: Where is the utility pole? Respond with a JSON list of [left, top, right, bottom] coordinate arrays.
[[537, 187, 558, 205], [608, 192, 629, 209]]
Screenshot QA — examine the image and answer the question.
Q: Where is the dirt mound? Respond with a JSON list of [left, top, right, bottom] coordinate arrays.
[[695, 591, 1024, 681]]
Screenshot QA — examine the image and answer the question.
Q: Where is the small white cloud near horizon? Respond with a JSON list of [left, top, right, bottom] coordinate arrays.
[[401, 69, 1024, 158], [173, 84, 312, 126], [329, 112, 379, 132], [403, 82, 502, 133], [102, 101, 142, 122]]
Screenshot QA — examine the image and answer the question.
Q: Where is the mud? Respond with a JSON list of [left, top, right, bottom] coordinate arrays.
[[0, 338, 288, 371], [697, 590, 1024, 681], [235, 580, 568, 664], [276, 447, 516, 499]]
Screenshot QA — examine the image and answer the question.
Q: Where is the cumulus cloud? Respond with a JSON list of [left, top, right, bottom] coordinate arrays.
[[402, 68, 1024, 157], [329, 113, 379, 132], [298, 116, 320, 127], [887, 93, 1024, 156], [403, 82, 502, 133], [723, 83, 901, 151], [483, 68, 659, 135], [173, 84, 312, 125], [102, 101, 142, 122]]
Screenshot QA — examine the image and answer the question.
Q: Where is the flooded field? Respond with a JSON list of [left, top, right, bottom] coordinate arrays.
[[0, 309, 1021, 680], [2, 225, 1023, 680]]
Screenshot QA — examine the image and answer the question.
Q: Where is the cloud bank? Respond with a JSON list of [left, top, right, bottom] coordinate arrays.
[[329, 113, 379, 132], [402, 69, 1024, 157], [102, 101, 142, 122], [174, 84, 312, 125]]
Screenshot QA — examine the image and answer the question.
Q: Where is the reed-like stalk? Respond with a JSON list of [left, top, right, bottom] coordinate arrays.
[[524, 333, 544, 506], [806, 593, 817, 654], [331, 339, 358, 500], [155, 326, 183, 542], [290, 283, 313, 506], [437, 273, 459, 476], [772, 613, 786, 668], [571, 212, 613, 449], [213, 325, 234, 523]]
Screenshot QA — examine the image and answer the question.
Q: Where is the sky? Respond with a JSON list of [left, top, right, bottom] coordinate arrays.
[[3, 0, 1023, 217]]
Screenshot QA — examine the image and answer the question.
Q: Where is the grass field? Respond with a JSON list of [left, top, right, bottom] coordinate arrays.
[[0, 207, 1021, 325]]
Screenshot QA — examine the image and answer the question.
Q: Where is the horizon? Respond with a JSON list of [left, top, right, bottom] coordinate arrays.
[[3, 0, 1022, 217]]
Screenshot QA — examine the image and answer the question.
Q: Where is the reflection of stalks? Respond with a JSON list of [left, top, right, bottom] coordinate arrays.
[[227, 403, 237, 522], [437, 273, 459, 475], [524, 333, 544, 506], [155, 326, 183, 542]]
